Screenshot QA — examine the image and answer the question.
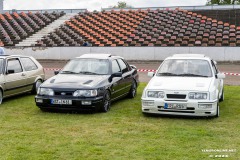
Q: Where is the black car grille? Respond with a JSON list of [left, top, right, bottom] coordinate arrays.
[[166, 94, 186, 99], [54, 91, 74, 96]]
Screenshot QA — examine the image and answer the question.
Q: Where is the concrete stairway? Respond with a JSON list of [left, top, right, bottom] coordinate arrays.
[[15, 13, 78, 47]]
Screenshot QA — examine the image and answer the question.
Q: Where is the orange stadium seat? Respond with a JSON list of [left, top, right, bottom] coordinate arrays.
[[1, 8, 239, 47]]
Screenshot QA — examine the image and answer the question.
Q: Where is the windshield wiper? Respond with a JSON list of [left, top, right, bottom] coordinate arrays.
[[157, 72, 179, 76], [78, 71, 99, 75], [178, 73, 209, 77], [60, 71, 78, 74]]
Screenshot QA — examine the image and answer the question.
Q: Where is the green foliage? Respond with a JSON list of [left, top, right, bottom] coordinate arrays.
[[0, 84, 239, 159], [109, 1, 132, 9], [206, 0, 240, 4]]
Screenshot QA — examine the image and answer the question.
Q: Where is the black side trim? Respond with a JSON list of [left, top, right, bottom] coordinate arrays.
[[5, 83, 34, 92]]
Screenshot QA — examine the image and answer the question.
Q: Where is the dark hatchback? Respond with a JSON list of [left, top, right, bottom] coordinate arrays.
[[35, 54, 139, 112]]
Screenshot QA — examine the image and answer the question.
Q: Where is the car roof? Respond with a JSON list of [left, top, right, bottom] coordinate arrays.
[[76, 54, 123, 60], [0, 55, 32, 59], [168, 54, 211, 60]]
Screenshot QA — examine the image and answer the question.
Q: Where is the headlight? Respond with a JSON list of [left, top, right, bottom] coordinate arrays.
[[189, 92, 207, 99], [147, 91, 165, 98], [73, 90, 97, 97], [141, 88, 147, 98], [38, 88, 54, 96]]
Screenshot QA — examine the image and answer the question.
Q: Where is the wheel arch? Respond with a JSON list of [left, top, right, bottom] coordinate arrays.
[[0, 86, 3, 99], [132, 77, 139, 87], [34, 76, 44, 83]]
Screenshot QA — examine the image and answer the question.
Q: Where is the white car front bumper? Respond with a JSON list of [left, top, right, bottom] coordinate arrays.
[[142, 98, 218, 117]]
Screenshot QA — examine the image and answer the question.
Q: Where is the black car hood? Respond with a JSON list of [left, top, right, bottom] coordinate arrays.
[[42, 74, 109, 89]]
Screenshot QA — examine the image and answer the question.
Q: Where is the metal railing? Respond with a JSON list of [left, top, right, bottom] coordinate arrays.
[[102, 4, 240, 11], [4, 8, 87, 14]]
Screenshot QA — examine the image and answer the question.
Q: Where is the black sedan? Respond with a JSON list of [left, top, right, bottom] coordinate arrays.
[[35, 54, 139, 112]]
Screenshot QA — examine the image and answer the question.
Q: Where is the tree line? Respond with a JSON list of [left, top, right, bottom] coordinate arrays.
[[109, 0, 240, 9], [207, 0, 240, 5]]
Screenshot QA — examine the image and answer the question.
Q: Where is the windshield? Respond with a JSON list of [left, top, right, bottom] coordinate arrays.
[[61, 59, 110, 75], [157, 59, 212, 77], [0, 59, 3, 74]]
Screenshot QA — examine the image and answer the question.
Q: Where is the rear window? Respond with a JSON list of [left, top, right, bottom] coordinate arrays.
[[21, 57, 38, 71]]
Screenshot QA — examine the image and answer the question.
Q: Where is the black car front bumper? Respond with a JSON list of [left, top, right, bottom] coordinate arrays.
[[35, 95, 104, 111]]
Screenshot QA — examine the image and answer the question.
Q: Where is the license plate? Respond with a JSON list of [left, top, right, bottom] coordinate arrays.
[[51, 99, 72, 105], [164, 103, 186, 109]]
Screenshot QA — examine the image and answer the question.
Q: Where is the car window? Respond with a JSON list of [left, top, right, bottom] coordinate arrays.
[[21, 57, 38, 71], [157, 59, 212, 77], [117, 59, 129, 74], [211, 61, 218, 75], [61, 59, 109, 75], [112, 60, 121, 73], [0, 59, 3, 74], [7, 59, 23, 74]]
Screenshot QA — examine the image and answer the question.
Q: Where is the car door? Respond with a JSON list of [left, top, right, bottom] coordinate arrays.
[[211, 60, 222, 99], [20, 57, 39, 90], [4, 58, 27, 97], [0, 58, 5, 92], [117, 58, 132, 94], [110, 59, 124, 99]]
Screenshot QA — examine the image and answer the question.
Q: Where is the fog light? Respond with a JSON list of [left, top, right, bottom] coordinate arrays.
[[198, 104, 212, 109], [36, 99, 43, 103], [142, 100, 154, 106], [81, 101, 92, 105]]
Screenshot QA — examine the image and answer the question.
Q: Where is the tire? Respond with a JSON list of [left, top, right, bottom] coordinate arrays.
[[128, 81, 137, 98], [214, 104, 220, 118], [101, 90, 111, 112], [31, 79, 42, 94], [219, 88, 224, 102], [0, 90, 3, 104]]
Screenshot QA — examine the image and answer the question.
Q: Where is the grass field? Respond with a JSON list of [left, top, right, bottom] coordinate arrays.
[[0, 83, 239, 160]]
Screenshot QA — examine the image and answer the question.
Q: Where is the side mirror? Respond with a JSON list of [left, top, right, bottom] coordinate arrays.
[[148, 72, 155, 77], [54, 71, 59, 75], [109, 72, 122, 82], [216, 73, 225, 79], [214, 61, 217, 65], [130, 65, 137, 70], [7, 70, 15, 74], [112, 72, 122, 77]]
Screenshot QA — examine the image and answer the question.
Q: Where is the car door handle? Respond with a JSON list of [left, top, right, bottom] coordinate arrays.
[[21, 73, 26, 76]]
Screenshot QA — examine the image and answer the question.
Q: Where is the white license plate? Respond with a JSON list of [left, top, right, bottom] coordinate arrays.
[[164, 103, 186, 109], [51, 99, 72, 105]]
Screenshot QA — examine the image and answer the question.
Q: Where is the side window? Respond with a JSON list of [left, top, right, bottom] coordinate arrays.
[[7, 59, 23, 74], [0, 59, 3, 74], [21, 57, 38, 71], [112, 60, 121, 73], [117, 59, 129, 74], [211, 61, 218, 75]]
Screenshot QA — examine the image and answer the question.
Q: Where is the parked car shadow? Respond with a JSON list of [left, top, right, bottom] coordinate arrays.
[[142, 113, 215, 119]]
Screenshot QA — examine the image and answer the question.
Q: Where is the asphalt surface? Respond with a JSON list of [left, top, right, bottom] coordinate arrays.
[[39, 60, 240, 86]]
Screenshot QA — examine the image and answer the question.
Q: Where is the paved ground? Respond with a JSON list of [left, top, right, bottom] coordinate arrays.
[[40, 60, 240, 86]]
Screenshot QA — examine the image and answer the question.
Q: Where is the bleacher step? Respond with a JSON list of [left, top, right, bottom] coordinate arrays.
[[15, 13, 78, 47]]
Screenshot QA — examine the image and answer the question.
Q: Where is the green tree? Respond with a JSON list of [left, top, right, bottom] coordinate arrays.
[[109, 1, 132, 8], [206, 0, 240, 4]]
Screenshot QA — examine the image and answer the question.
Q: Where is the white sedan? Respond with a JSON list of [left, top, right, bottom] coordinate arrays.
[[142, 54, 225, 117]]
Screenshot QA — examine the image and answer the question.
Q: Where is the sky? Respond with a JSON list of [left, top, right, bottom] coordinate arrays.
[[3, 0, 208, 11]]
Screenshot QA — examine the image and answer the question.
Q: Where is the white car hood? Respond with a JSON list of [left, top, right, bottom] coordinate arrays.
[[147, 76, 213, 91]]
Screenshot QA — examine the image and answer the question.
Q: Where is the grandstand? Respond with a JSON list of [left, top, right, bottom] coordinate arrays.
[[1, 0, 240, 50], [1, 6, 240, 47]]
